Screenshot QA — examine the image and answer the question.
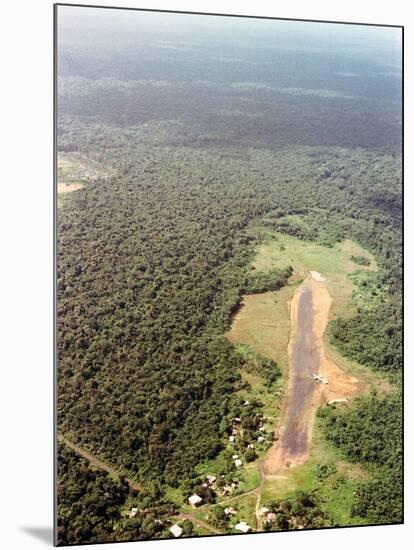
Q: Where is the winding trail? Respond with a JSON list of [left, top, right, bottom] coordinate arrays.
[[58, 435, 223, 536], [176, 513, 224, 535], [59, 435, 143, 492]]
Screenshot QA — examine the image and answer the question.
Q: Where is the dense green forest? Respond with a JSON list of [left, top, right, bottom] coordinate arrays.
[[57, 444, 180, 544], [319, 391, 402, 524], [56, 9, 402, 545]]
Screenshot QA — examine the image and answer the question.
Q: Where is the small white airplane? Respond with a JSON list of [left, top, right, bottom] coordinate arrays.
[[313, 373, 328, 384]]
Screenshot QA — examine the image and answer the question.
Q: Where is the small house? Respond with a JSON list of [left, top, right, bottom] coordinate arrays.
[[169, 524, 183, 538], [266, 512, 277, 523], [224, 507, 237, 516], [222, 484, 233, 495], [235, 521, 252, 533], [234, 459, 243, 468], [188, 494, 203, 507], [128, 507, 138, 518]]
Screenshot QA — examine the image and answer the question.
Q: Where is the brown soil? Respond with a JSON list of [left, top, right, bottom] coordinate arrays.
[[58, 182, 84, 194], [263, 274, 361, 475], [315, 278, 361, 403]]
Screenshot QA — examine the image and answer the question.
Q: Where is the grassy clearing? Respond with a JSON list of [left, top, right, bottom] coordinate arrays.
[[226, 286, 296, 373], [224, 231, 382, 515], [58, 154, 86, 185], [250, 231, 377, 319], [261, 462, 316, 503], [192, 526, 213, 536], [57, 154, 86, 208], [221, 232, 384, 526], [57, 152, 113, 208], [237, 463, 260, 493], [229, 493, 258, 530], [164, 486, 185, 507]]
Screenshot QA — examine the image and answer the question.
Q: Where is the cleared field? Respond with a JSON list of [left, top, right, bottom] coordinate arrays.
[[226, 285, 296, 373], [224, 231, 383, 508], [251, 233, 377, 319], [57, 154, 85, 208], [226, 232, 379, 395], [58, 182, 84, 194], [57, 152, 114, 208], [228, 493, 259, 531]]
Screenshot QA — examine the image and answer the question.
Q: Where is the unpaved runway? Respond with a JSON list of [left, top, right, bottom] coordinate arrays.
[[280, 284, 320, 457], [263, 275, 332, 474]]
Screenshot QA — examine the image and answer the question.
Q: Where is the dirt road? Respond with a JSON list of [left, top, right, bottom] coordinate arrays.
[[177, 513, 224, 535], [58, 435, 223, 536], [58, 435, 143, 492]]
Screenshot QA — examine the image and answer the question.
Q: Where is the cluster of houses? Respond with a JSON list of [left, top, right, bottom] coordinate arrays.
[[229, 411, 269, 450], [185, 473, 257, 535], [168, 511, 255, 537], [159, 404, 275, 539], [187, 472, 241, 508], [229, 416, 241, 441]]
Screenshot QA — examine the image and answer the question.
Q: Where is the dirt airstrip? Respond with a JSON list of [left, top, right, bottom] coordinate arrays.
[[263, 272, 361, 475]]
